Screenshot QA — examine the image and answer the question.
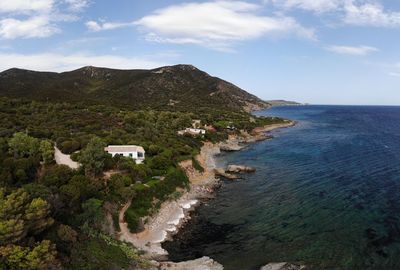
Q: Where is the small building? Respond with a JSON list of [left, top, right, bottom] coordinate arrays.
[[105, 145, 145, 164], [178, 128, 206, 136]]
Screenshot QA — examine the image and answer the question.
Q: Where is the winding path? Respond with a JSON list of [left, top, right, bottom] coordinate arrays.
[[54, 147, 80, 169]]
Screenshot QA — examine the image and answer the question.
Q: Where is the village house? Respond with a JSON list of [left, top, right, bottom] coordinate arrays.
[[178, 119, 207, 136], [178, 128, 206, 136], [104, 145, 145, 164]]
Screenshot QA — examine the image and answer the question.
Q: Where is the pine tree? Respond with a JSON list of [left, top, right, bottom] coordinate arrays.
[[39, 140, 54, 165], [8, 133, 40, 158], [0, 189, 53, 245], [0, 240, 58, 269], [78, 137, 108, 177]]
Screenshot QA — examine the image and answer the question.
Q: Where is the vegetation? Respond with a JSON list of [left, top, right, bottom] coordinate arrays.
[[192, 157, 205, 173], [0, 65, 270, 113], [78, 137, 107, 177], [0, 64, 287, 269]]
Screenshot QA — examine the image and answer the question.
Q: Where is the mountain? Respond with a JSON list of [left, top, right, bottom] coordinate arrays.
[[0, 64, 269, 112]]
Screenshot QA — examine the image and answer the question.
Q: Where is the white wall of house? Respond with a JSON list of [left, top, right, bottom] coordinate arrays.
[[108, 151, 145, 164], [187, 128, 206, 135]]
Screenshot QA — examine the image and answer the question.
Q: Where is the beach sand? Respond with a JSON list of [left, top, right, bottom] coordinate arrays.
[[118, 142, 221, 258]]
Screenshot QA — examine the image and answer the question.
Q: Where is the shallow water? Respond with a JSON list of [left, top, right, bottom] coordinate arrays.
[[163, 105, 400, 270]]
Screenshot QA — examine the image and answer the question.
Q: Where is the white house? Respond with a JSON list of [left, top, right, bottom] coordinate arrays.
[[105, 145, 145, 164], [188, 128, 206, 135], [178, 128, 206, 136]]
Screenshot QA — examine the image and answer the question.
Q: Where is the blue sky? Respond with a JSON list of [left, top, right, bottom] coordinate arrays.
[[1, 0, 400, 105]]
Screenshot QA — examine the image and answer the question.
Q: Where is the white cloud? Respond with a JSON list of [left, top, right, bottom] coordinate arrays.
[[0, 0, 54, 14], [64, 0, 90, 12], [85, 1, 315, 50], [0, 16, 59, 39], [0, 0, 89, 39], [267, 0, 342, 13], [86, 20, 134, 31], [343, 1, 400, 27], [131, 1, 315, 50], [0, 52, 167, 72], [325, 45, 379, 56], [267, 0, 400, 28]]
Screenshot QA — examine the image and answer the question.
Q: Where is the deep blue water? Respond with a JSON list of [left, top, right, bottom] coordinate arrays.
[[164, 105, 400, 270]]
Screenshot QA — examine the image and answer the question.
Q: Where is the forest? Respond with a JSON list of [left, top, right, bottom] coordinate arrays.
[[0, 96, 285, 269]]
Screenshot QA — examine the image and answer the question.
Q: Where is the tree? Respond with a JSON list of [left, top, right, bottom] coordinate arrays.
[[0, 189, 53, 245], [80, 198, 104, 227], [24, 198, 54, 235], [107, 174, 135, 203], [57, 224, 77, 243], [8, 132, 40, 158], [0, 219, 25, 246], [78, 137, 108, 177], [40, 165, 73, 188], [0, 240, 58, 269], [60, 175, 97, 206], [59, 140, 80, 154], [39, 140, 54, 165], [24, 240, 58, 269], [148, 144, 161, 156]]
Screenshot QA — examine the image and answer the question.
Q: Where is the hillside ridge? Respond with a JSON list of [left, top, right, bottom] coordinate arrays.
[[0, 64, 270, 112]]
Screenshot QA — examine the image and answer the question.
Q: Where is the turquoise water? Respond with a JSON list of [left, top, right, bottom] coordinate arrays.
[[163, 105, 400, 270]]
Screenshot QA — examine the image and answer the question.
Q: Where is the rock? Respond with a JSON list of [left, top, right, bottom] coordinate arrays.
[[218, 141, 244, 151], [160, 256, 224, 270], [226, 165, 256, 173], [214, 168, 239, 180], [260, 262, 306, 270]]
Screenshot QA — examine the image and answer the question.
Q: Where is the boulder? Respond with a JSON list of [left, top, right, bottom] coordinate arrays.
[[260, 262, 306, 270], [214, 168, 239, 180], [226, 165, 256, 173], [218, 141, 244, 151], [160, 256, 224, 270]]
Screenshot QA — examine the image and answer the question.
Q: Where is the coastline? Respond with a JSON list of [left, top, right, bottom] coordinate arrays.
[[118, 120, 296, 266]]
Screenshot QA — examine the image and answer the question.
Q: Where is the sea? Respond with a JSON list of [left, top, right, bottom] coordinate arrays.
[[163, 105, 400, 270]]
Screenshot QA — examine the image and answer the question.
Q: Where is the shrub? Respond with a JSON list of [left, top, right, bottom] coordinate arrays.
[[191, 157, 204, 172], [59, 140, 80, 154]]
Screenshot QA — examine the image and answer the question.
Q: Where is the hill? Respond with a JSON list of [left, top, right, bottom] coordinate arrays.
[[0, 64, 269, 112]]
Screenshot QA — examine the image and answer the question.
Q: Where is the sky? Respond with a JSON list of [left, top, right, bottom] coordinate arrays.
[[0, 0, 400, 105]]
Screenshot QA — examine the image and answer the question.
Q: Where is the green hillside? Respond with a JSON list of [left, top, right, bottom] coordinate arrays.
[[0, 65, 270, 112]]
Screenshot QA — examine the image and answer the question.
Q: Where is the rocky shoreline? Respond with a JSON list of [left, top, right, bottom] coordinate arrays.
[[119, 120, 297, 270]]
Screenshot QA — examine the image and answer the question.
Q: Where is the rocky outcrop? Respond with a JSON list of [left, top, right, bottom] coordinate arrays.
[[214, 165, 255, 180], [218, 140, 244, 151], [214, 168, 240, 180], [218, 121, 296, 152], [260, 262, 306, 270], [160, 256, 224, 270], [226, 165, 256, 173]]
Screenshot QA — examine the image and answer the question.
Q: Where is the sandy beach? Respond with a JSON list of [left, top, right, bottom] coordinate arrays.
[[118, 142, 221, 258]]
